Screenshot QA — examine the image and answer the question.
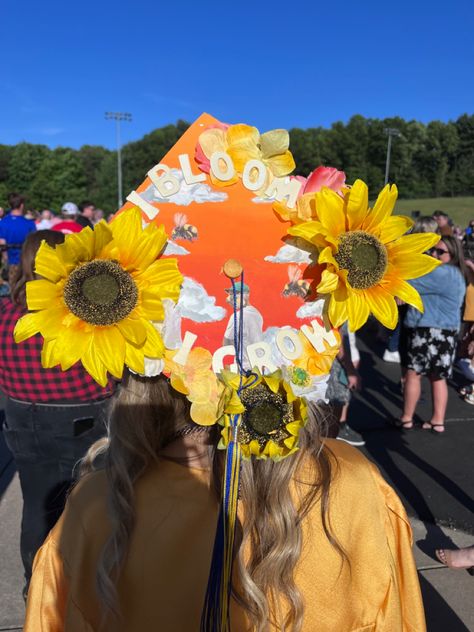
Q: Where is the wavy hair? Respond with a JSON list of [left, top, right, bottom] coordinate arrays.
[[81, 373, 341, 631]]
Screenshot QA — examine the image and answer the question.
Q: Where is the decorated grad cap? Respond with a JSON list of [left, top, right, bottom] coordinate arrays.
[[14, 112, 440, 631]]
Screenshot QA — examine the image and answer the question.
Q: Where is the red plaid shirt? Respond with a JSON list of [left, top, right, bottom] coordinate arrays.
[[0, 298, 115, 402]]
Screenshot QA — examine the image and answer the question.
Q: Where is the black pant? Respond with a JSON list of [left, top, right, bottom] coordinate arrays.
[[3, 398, 110, 585]]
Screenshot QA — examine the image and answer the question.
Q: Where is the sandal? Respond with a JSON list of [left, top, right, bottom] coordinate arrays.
[[391, 419, 414, 430], [436, 548, 474, 575], [422, 421, 445, 434]]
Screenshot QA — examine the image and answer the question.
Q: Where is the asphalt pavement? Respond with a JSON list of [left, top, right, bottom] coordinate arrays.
[[0, 325, 473, 630]]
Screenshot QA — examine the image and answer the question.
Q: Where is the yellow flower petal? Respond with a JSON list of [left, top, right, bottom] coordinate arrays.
[[94, 326, 125, 379], [327, 283, 348, 328], [34, 242, 68, 282], [117, 317, 147, 346], [380, 275, 424, 312], [190, 400, 218, 426], [388, 232, 440, 257], [198, 128, 227, 159], [346, 180, 369, 230], [124, 342, 146, 375], [142, 321, 165, 358], [259, 129, 290, 157], [265, 150, 295, 177], [316, 188, 346, 239], [81, 341, 108, 387], [41, 338, 62, 369], [378, 215, 413, 244], [226, 145, 260, 173], [346, 289, 370, 331], [289, 221, 328, 248], [363, 286, 398, 329], [25, 280, 61, 310], [226, 124, 260, 148], [389, 253, 440, 280], [317, 269, 340, 293], [361, 184, 398, 233]]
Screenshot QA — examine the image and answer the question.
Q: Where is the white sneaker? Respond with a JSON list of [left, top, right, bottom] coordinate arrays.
[[383, 349, 400, 363]]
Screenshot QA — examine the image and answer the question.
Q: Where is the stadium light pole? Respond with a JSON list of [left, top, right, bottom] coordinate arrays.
[[105, 112, 132, 208], [384, 127, 401, 185]]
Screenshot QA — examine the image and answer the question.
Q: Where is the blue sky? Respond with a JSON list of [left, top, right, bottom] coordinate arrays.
[[1, 0, 473, 149]]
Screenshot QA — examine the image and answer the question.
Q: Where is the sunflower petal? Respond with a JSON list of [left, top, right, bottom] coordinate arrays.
[[93, 221, 113, 256], [26, 280, 61, 310], [94, 327, 125, 379], [388, 232, 440, 256], [381, 275, 424, 312], [125, 341, 146, 374], [41, 338, 62, 369], [390, 253, 441, 280], [315, 188, 346, 238], [140, 291, 165, 321], [378, 215, 413, 244], [142, 321, 165, 358], [364, 286, 398, 329], [289, 221, 327, 247], [81, 341, 108, 387], [346, 180, 369, 230], [317, 269, 339, 293], [327, 283, 348, 328], [362, 184, 398, 233], [346, 290, 370, 331], [56, 326, 92, 370], [34, 242, 68, 282], [117, 317, 147, 346], [14, 312, 44, 342]]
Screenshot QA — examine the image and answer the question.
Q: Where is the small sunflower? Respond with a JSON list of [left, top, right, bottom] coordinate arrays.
[[218, 371, 307, 461], [14, 208, 183, 386], [288, 180, 441, 331]]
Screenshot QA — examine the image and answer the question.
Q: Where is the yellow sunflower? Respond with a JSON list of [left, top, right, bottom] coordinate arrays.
[[288, 180, 441, 331], [14, 208, 183, 386], [218, 370, 307, 461]]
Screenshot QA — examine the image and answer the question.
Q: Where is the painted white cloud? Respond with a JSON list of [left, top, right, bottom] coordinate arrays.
[[163, 240, 190, 256], [141, 169, 228, 206], [296, 300, 325, 319], [177, 277, 227, 323], [251, 195, 273, 204], [265, 244, 312, 264]]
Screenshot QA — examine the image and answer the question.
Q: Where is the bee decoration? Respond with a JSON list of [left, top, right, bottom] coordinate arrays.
[[283, 264, 310, 299], [171, 213, 198, 242]]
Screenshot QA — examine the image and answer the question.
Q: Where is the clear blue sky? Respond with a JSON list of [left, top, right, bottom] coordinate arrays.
[[1, 0, 473, 149]]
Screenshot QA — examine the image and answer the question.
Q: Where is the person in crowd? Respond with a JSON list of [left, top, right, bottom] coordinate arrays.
[[24, 370, 425, 630], [432, 210, 453, 236], [384, 216, 439, 366], [398, 236, 466, 433], [52, 202, 84, 234], [93, 208, 105, 224], [325, 323, 364, 446], [436, 545, 474, 574], [0, 206, 5, 219], [456, 256, 474, 402], [36, 209, 54, 230], [0, 193, 36, 287], [76, 200, 95, 230], [24, 209, 39, 222], [0, 231, 116, 595]]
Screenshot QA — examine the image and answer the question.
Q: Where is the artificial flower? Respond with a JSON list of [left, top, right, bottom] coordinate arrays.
[[288, 180, 441, 332], [196, 124, 295, 189], [274, 166, 347, 224], [14, 208, 183, 386], [165, 347, 224, 426], [218, 370, 307, 461], [291, 326, 341, 377]]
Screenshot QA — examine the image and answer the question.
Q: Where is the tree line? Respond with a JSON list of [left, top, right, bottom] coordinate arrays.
[[1, 114, 473, 213]]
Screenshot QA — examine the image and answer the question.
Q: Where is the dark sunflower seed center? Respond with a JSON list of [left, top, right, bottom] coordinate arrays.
[[334, 230, 388, 290], [239, 384, 293, 448], [63, 260, 138, 326]]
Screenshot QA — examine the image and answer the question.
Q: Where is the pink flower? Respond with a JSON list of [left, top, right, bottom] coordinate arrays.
[[297, 166, 346, 197]]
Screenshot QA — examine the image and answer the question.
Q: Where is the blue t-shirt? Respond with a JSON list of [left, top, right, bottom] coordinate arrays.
[[0, 215, 36, 264]]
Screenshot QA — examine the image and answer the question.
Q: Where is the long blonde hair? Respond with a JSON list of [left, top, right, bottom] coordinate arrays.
[[82, 372, 340, 631]]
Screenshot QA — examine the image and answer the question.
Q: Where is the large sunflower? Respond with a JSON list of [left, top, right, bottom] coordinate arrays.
[[218, 370, 307, 461], [288, 180, 441, 331], [14, 208, 183, 385]]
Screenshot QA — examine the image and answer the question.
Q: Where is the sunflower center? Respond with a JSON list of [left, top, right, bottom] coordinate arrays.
[[63, 260, 138, 326], [239, 384, 293, 447], [334, 231, 388, 290]]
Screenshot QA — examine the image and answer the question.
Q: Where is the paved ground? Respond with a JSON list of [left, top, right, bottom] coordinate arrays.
[[0, 324, 473, 629]]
